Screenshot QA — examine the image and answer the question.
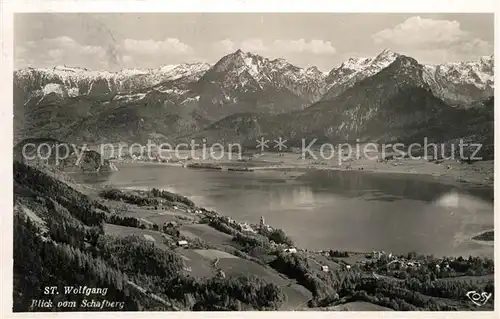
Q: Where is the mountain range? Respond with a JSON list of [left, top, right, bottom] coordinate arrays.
[[186, 55, 493, 151], [14, 49, 494, 152]]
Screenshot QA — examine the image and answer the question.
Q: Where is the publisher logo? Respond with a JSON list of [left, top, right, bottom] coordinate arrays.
[[466, 291, 492, 306]]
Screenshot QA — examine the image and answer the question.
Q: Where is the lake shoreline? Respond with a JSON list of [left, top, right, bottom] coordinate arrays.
[[75, 159, 493, 257], [95, 184, 494, 310], [110, 154, 494, 189], [99, 182, 493, 260]]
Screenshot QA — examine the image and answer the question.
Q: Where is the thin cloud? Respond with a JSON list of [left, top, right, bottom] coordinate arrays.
[[211, 38, 336, 55], [15, 36, 196, 70], [241, 38, 269, 52], [212, 39, 236, 53], [274, 39, 336, 54], [121, 38, 194, 56], [15, 36, 107, 69], [372, 16, 492, 62]]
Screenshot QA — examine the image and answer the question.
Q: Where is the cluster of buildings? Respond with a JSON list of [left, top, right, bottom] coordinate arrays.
[[111, 152, 171, 163], [366, 251, 424, 269], [161, 221, 188, 247], [129, 154, 145, 161], [259, 216, 273, 232], [216, 215, 269, 234], [386, 259, 422, 269], [240, 222, 257, 233], [203, 209, 220, 219], [370, 250, 393, 260], [366, 251, 453, 271]]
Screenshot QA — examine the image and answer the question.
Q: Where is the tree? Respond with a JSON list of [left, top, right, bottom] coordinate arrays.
[[268, 229, 294, 246]]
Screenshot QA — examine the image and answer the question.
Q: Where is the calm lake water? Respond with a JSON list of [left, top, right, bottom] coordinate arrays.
[[73, 163, 494, 258]]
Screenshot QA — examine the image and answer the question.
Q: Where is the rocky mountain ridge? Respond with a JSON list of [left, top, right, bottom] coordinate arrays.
[[14, 49, 494, 145], [183, 54, 493, 160], [322, 49, 400, 100], [14, 63, 211, 103], [423, 55, 494, 104], [15, 50, 493, 109]]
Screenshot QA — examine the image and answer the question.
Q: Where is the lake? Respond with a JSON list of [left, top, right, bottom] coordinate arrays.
[[73, 163, 494, 258]]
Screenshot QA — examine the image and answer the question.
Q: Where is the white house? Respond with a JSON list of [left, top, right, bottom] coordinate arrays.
[[216, 269, 226, 279], [177, 240, 188, 247], [321, 265, 329, 272], [284, 248, 297, 254]]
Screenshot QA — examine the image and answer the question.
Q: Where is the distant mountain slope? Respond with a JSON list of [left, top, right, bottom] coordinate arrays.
[[309, 55, 445, 143], [322, 50, 494, 105], [322, 49, 399, 100], [14, 49, 494, 145], [14, 50, 329, 143], [185, 55, 493, 156], [63, 91, 210, 144], [14, 63, 210, 101], [423, 55, 494, 105], [14, 74, 212, 144], [191, 50, 327, 121], [14, 63, 212, 142]]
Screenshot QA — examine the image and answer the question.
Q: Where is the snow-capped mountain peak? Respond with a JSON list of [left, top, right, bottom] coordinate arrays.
[[202, 50, 328, 102], [376, 48, 398, 58], [372, 49, 400, 65], [322, 48, 493, 104], [322, 49, 400, 100], [424, 55, 494, 87], [154, 62, 211, 81], [337, 57, 372, 72], [14, 62, 212, 107], [305, 66, 323, 75], [271, 57, 289, 68], [422, 54, 494, 104], [14, 48, 494, 122]]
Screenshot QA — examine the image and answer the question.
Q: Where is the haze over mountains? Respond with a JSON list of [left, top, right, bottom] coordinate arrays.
[[14, 49, 494, 151]]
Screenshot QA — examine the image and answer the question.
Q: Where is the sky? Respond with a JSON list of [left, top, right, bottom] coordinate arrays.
[[14, 13, 494, 72]]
